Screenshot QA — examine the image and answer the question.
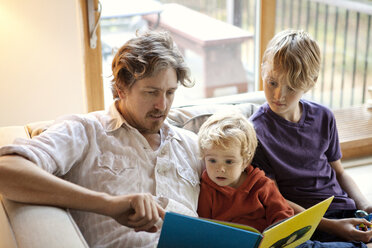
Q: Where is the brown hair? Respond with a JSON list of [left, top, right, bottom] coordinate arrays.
[[262, 29, 321, 91], [111, 31, 193, 98]]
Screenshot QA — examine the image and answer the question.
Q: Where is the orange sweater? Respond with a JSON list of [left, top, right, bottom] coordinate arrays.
[[197, 166, 294, 232]]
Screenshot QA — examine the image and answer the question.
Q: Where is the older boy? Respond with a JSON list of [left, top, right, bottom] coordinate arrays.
[[0, 31, 202, 247], [250, 29, 372, 247]]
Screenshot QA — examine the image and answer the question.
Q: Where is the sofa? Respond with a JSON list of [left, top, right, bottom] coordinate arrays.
[[1, 91, 371, 247]]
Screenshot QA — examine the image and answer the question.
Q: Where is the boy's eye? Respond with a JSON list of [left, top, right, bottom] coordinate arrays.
[[268, 81, 277, 87]]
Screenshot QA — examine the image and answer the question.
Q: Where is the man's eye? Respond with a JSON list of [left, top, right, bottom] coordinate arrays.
[[167, 91, 175, 96]]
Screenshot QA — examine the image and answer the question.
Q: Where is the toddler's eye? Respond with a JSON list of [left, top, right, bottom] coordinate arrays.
[[208, 158, 216, 163], [225, 160, 233, 164]]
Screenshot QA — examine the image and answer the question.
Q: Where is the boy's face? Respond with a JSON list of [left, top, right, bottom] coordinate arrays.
[[262, 64, 305, 122], [204, 142, 246, 188], [116, 67, 178, 134]]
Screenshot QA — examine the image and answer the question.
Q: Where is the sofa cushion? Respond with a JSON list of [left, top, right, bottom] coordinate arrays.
[[0, 196, 17, 248], [3, 199, 88, 248], [0, 126, 30, 147], [168, 102, 259, 134], [26, 120, 54, 138]]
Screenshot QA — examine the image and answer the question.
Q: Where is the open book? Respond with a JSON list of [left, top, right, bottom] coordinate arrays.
[[158, 196, 334, 248]]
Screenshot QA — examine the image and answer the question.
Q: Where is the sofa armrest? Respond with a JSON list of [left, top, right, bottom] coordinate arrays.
[[0, 126, 30, 147], [2, 198, 88, 248], [1, 122, 88, 247], [0, 196, 17, 248]]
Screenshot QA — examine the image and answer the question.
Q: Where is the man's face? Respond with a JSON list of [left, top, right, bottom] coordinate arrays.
[[117, 67, 178, 134]]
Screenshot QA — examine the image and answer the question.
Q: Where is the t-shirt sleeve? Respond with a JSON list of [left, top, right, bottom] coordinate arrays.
[[252, 139, 276, 180], [325, 111, 342, 162]]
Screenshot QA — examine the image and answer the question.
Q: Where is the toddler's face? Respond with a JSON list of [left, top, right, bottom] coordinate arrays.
[[262, 64, 305, 122], [204, 142, 246, 188]]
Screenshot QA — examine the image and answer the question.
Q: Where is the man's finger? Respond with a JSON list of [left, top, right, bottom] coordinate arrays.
[[151, 200, 160, 220], [132, 218, 159, 232], [157, 204, 166, 219], [134, 224, 159, 233], [135, 226, 158, 233], [129, 198, 146, 222]]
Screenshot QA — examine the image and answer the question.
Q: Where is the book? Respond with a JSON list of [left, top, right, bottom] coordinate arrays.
[[157, 196, 334, 248]]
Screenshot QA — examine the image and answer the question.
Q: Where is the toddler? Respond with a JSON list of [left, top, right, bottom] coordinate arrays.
[[197, 111, 294, 232]]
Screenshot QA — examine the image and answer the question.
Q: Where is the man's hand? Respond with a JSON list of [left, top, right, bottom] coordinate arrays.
[[106, 193, 165, 233], [322, 218, 372, 243]]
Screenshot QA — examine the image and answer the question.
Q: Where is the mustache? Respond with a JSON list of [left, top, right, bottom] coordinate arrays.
[[146, 110, 166, 117]]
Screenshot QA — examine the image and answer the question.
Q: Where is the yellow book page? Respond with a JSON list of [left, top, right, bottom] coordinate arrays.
[[259, 196, 334, 248]]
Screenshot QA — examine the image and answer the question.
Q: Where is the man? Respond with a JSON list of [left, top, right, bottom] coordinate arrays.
[[0, 31, 202, 247]]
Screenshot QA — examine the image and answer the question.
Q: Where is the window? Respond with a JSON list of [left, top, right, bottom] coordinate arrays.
[[100, 0, 372, 110]]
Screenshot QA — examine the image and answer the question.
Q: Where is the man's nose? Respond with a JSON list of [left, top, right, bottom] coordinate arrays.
[[154, 94, 167, 111]]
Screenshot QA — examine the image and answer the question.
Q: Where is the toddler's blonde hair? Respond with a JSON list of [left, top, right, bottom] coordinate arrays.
[[198, 111, 257, 165]]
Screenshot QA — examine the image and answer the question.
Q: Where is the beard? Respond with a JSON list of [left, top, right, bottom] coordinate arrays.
[[140, 110, 167, 134]]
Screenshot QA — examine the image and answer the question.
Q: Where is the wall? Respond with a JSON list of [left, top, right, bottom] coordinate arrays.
[[0, 0, 87, 126]]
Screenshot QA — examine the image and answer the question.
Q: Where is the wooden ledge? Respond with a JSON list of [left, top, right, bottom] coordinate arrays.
[[334, 105, 372, 160]]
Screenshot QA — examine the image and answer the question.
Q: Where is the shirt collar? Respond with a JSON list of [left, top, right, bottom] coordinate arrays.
[[102, 100, 182, 141], [101, 100, 128, 132]]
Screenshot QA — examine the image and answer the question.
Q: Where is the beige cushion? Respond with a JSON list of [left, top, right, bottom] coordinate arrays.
[[3, 199, 88, 248], [0, 125, 29, 147], [0, 196, 17, 248], [168, 102, 259, 134], [26, 120, 54, 138]]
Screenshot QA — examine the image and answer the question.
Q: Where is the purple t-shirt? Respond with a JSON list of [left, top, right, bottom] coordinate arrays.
[[250, 99, 356, 210]]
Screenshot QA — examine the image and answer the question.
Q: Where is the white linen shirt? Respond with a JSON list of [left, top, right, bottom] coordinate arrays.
[[0, 102, 202, 248]]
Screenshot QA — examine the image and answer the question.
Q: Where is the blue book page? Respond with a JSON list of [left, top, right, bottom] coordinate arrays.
[[158, 212, 262, 248]]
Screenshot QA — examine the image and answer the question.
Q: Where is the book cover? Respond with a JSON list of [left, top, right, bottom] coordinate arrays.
[[157, 196, 334, 248]]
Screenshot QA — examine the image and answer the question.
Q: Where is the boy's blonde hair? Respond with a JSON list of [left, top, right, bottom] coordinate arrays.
[[262, 29, 321, 91], [198, 111, 258, 165]]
